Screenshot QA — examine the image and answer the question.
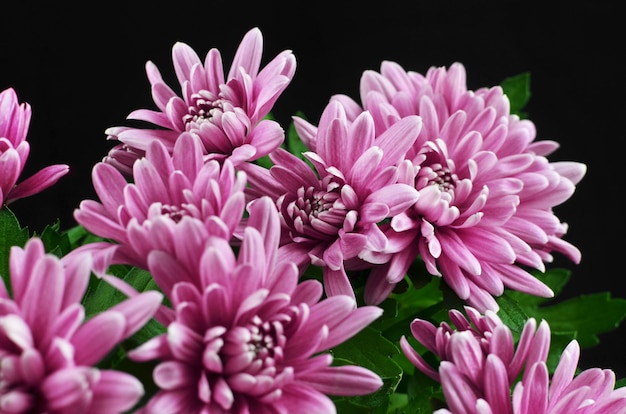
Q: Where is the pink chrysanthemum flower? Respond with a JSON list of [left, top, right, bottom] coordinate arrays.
[[0, 87, 69, 206], [301, 61, 587, 311], [73, 133, 247, 272], [105, 27, 296, 171], [0, 237, 163, 413], [401, 307, 626, 414], [400, 306, 550, 385], [127, 196, 384, 413], [241, 99, 421, 301]]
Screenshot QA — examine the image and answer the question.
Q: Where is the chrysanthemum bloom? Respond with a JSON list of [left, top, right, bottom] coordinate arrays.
[[101, 127, 146, 178], [400, 307, 626, 413], [303, 61, 587, 310], [241, 99, 421, 300], [0, 87, 69, 206], [400, 306, 550, 385], [105, 27, 296, 172], [0, 237, 163, 413], [72, 132, 247, 272], [127, 196, 384, 413]]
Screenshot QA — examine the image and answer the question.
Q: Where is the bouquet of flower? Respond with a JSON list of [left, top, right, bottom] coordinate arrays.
[[1, 26, 625, 414]]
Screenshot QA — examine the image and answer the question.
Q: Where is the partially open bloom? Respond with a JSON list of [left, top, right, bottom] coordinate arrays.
[[401, 306, 626, 414], [0, 237, 163, 413], [241, 99, 421, 301], [310, 62, 587, 311], [128, 197, 384, 413], [73, 133, 247, 272], [101, 128, 146, 178], [105, 27, 296, 171], [0, 87, 69, 206], [400, 306, 550, 385]]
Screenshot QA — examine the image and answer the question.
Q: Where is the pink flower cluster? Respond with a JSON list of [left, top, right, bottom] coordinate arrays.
[[91, 28, 586, 316], [0, 26, 606, 413], [68, 28, 385, 412], [401, 306, 626, 413]]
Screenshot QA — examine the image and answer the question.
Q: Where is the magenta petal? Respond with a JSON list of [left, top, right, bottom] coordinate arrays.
[[439, 361, 480, 413], [0, 388, 35, 412], [228, 27, 263, 79], [279, 385, 337, 414], [89, 370, 145, 413], [153, 360, 197, 390], [374, 115, 422, 167], [91, 162, 128, 214], [141, 389, 201, 413], [5, 164, 69, 203], [409, 319, 438, 353], [400, 336, 440, 381], [322, 266, 355, 300], [71, 311, 125, 365], [300, 365, 382, 396], [167, 321, 204, 363], [548, 340, 580, 402], [449, 331, 484, 385], [322, 305, 383, 350], [0, 314, 33, 350], [21, 255, 64, 340], [366, 183, 419, 216], [0, 149, 22, 198], [127, 335, 169, 362], [483, 355, 513, 413], [518, 362, 548, 414], [40, 367, 97, 412], [106, 290, 163, 338]]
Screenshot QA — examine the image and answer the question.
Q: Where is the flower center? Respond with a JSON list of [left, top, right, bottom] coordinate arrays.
[[146, 202, 200, 225], [281, 177, 348, 241], [182, 90, 224, 129], [415, 141, 458, 195], [239, 315, 286, 367], [201, 311, 294, 409], [160, 204, 188, 223], [419, 162, 457, 192]]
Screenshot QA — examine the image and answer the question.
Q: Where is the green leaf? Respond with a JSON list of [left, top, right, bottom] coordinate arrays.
[[375, 270, 444, 342], [497, 268, 626, 371], [88, 266, 165, 374], [254, 154, 274, 169], [495, 293, 531, 336], [332, 327, 403, 410], [524, 292, 626, 349], [404, 372, 446, 413], [83, 266, 161, 317], [38, 220, 72, 257], [501, 72, 531, 118], [0, 206, 30, 294]]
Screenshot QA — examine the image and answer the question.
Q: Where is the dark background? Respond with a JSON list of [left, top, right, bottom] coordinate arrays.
[[2, 2, 624, 377]]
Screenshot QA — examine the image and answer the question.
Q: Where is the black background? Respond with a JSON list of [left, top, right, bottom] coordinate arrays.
[[2, 2, 624, 377]]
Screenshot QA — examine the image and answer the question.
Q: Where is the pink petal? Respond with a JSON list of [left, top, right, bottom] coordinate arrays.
[[228, 27, 263, 79], [71, 311, 125, 365], [40, 367, 97, 412], [89, 370, 145, 413], [322, 266, 355, 300], [299, 365, 382, 396], [153, 360, 197, 390], [6, 164, 69, 203], [483, 355, 513, 413]]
